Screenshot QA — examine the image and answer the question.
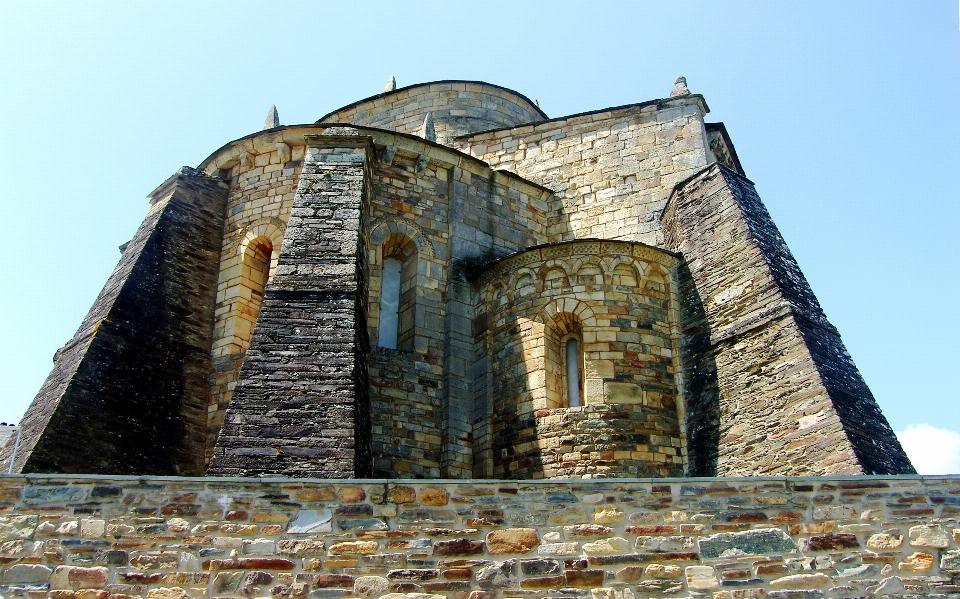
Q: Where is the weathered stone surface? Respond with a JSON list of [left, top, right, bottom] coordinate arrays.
[[835, 563, 875, 578], [146, 588, 189, 599], [433, 539, 484, 556], [6, 169, 229, 477], [4, 475, 960, 599], [685, 565, 718, 590], [51, 566, 109, 589], [418, 489, 450, 506], [329, 541, 378, 555], [699, 528, 797, 558], [2, 564, 52, 583], [520, 575, 564, 589], [277, 540, 326, 556], [645, 564, 682, 579], [635, 535, 694, 552], [538, 542, 579, 555], [0, 515, 38, 539], [898, 551, 934, 572], [205, 558, 295, 570], [770, 573, 830, 588], [593, 508, 625, 524], [288, 509, 333, 534], [565, 524, 614, 538], [486, 528, 539, 554], [396, 509, 458, 525], [866, 533, 903, 550], [807, 534, 858, 550], [908, 524, 950, 548], [387, 569, 440, 581], [315, 574, 355, 588], [336, 517, 388, 531], [867, 576, 904, 596], [476, 559, 516, 589], [387, 487, 416, 504], [564, 569, 605, 587], [549, 506, 589, 525], [207, 147, 371, 479], [519, 558, 561, 576], [354, 576, 389, 597], [583, 537, 630, 555], [941, 550, 960, 572]]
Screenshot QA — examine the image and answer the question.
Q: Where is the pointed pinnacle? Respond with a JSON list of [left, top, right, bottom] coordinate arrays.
[[670, 76, 690, 98], [421, 112, 436, 142], [384, 75, 397, 93], [263, 105, 279, 130]]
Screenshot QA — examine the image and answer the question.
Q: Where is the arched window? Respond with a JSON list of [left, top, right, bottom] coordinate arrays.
[[565, 336, 583, 408], [543, 311, 584, 409], [234, 237, 273, 348], [378, 257, 402, 349], [377, 234, 418, 351]]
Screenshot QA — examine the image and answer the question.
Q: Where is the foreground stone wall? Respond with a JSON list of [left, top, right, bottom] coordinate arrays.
[[0, 475, 957, 599]]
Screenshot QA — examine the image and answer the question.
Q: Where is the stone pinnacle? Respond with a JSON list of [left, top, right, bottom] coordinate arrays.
[[263, 105, 279, 130], [670, 76, 690, 97], [421, 112, 436, 142], [384, 75, 397, 93]]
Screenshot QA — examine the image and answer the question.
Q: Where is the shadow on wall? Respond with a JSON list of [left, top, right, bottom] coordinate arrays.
[[674, 260, 721, 476]]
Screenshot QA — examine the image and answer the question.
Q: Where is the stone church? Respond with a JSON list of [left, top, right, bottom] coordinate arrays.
[[2, 78, 914, 480]]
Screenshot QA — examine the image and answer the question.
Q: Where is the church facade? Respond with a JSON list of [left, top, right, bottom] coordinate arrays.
[[2, 79, 915, 479]]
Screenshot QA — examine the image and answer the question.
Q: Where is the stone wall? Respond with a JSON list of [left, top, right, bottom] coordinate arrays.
[[472, 241, 684, 479], [0, 474, 958, 599], [454, 96, 713, 247], [206, 137, 373, 478]]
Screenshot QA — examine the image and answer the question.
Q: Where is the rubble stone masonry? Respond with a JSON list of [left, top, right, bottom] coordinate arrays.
[[0, 475, 958, 599]]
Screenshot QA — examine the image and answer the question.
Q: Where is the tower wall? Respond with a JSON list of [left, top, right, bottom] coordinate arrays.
[[474, 241, 686, 479], [1, 169, 228, 476], [661, 164, 914, 476], [319, 81, 546, 146], [454, 96, 714, 246]]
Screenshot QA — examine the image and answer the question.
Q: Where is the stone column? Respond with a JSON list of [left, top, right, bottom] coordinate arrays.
[[207, 135, 372, 478]]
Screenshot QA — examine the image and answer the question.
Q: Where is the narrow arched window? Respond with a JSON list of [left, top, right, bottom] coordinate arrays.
[[378, 257, 402, 349], [566, 337, 582, 408]]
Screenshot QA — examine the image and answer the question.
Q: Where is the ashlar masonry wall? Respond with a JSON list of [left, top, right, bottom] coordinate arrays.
[[0, 475, 958, 599], [454, 96, 715, 247]]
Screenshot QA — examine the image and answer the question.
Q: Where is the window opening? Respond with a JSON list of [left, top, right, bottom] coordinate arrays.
[[378, 257, 402, 349], [565, 336, 583, 408]]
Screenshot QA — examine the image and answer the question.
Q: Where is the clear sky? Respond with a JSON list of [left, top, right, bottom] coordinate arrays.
[[0, 0, 957, 474]]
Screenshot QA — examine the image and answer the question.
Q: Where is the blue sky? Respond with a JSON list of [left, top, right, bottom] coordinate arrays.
[[0, 1, 957, 473]]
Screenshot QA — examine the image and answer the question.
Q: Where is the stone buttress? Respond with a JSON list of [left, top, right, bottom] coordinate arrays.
[[1, 168, 228, 476], [206, 135, 372, 478], [661, 164, 914, 476]]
